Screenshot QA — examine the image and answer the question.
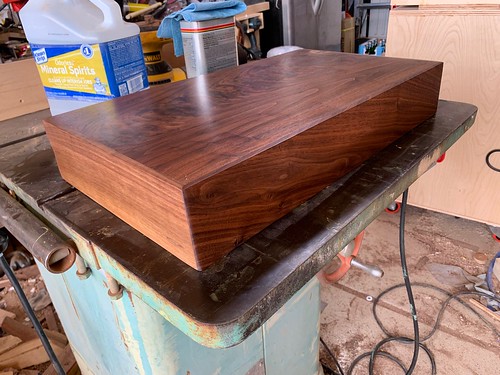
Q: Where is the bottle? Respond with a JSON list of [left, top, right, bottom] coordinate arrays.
[[20, 0, 149, 115], [375, 39, 385, 56]]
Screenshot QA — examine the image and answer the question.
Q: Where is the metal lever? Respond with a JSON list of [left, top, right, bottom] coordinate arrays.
[[351, 258, 384, 278]]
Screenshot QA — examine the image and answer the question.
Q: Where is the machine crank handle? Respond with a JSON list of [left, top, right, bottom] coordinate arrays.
[[350, 258, 384, 278]]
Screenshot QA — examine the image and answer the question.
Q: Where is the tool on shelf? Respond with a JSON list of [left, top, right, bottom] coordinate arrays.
[[125, 1, 163, 20], [140, 30, 186, 85], [240, 15, 262, 59]]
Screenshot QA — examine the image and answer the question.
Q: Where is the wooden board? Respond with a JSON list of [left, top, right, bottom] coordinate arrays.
[[42, 345, 78, 375], [386, 9, 500, 226], [0, 279, 10, 290], [0, 317, 37, 341], [43, 307, 59, 332], [44, 50, 442, 270], [0, 337, 65, 369], [0, 59, 48, 121], [0, 336, 22, 355], [0, 309, 16, 325]]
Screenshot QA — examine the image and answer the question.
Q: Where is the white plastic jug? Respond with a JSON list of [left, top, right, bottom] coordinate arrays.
[[20, 0, 149, 115]]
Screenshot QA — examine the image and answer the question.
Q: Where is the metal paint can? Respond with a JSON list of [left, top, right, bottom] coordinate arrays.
[[180, 17, 238, 78]]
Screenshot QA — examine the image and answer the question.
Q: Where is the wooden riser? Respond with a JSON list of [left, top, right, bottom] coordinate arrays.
[[44, 50, 442, 270]]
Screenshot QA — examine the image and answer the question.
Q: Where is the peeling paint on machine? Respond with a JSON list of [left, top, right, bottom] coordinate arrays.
[[37, 258, 320, 374]]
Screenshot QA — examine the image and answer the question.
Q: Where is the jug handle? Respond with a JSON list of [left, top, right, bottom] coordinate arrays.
[[88, 0, 123, 27]]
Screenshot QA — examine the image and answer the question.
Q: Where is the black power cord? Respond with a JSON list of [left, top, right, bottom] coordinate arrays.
[[321, 188, 500, 374], [394, 190, 418, 373], [373, 284, 500, 343], [368, 189, 420, 375], [0, 232, 65, 375], [486, 149, 500, 172], [320, 336, 345, 375], [322, 189, 419, 375]]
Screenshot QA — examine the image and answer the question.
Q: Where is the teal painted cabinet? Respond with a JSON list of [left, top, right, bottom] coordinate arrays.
[[39, 261, 321, 375]]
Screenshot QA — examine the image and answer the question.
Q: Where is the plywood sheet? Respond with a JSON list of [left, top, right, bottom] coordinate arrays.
[[0, 59, 48, 121], [386, 9, 500, 225], [44, 50, 442, 270]]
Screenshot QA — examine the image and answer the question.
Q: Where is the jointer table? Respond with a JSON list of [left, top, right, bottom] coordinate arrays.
[[0, 100, 476, 375]]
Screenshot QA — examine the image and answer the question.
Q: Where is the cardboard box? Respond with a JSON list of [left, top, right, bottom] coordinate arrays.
[[341, 17, 356, 53]]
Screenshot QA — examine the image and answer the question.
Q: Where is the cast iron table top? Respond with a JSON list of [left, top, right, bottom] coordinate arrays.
[[0, 100, 477, 348]]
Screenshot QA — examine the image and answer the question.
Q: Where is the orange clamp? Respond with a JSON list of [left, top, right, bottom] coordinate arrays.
[[323, 231, 365, 283]]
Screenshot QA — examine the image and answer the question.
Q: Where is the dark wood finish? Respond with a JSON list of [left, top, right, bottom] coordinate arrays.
[[1, 101, 477, 346], [43, 50, 443, 270]]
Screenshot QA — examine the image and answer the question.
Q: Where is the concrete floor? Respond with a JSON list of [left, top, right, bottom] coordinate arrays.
[[319, 205, 500, 375]]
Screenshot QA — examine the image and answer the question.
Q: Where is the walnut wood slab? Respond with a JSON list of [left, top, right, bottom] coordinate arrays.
[[43, 50, 442, 270]]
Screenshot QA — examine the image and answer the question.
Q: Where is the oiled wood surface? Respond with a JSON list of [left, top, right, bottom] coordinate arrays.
[[185, 73, 442, 267], [45, 50, 441, 186], [44, 50, 442, 269]]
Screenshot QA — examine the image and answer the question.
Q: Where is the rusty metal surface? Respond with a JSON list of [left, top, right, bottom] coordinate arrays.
[[0, 134, 73, 206], [0, 188, 76, 272], [0, 109, 49, 148], [0, 100, 477, 348]]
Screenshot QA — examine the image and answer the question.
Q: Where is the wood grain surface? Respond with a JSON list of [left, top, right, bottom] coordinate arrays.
[[44, 49, 442, 270], [387, 9, 500, 226], [0, 59, 48, 121]]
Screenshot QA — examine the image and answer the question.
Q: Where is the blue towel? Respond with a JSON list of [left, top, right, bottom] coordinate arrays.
[[157, 1, 247, 56]]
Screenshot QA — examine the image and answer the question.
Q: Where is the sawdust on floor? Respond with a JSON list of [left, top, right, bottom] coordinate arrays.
[[319, 205, 500, 375]]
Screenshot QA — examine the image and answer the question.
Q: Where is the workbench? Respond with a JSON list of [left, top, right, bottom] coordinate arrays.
[[0, 100, 476, 374]]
